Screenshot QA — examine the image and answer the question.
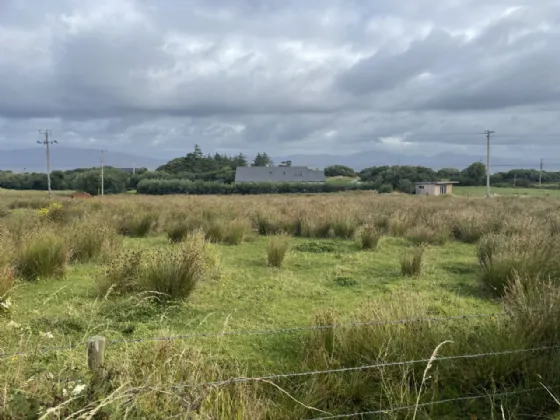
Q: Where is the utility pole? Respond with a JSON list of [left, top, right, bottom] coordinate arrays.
[[100, 150, 106, 196], [484, 130, 495, 198], [37, 130, 58, 199], [539, 158, 543, 186]]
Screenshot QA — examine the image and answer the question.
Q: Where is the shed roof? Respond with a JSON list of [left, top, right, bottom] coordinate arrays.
[[235, 166, 326, 183], [415, 181, 459, 185]]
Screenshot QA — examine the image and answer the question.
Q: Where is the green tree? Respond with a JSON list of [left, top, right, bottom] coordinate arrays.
[[252, 152, 273, 167], [461, 162, 487, 186], [325, 165, 356, 177]]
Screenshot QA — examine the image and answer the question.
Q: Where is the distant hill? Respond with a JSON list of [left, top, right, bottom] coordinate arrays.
[[0, 147, 547, 174], [274, 151, 544, 171], [0, 148, 166, 173]]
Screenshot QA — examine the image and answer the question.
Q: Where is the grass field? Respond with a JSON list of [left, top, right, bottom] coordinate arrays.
[[2, 192, 560, 419], [455, 185, 560, 197]]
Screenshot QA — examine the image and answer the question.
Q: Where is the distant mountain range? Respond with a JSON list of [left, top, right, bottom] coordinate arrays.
[[0, 148, 166, 173], [0, 147, 545, 173], [276, 151, 544, 172]]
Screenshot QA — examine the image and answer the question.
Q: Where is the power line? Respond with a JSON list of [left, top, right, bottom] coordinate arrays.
[[484, 130, 495, 198], [37, 130, 58, 199]]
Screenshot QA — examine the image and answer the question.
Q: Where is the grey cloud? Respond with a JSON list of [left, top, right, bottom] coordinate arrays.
[[1, 0, 560, 163]]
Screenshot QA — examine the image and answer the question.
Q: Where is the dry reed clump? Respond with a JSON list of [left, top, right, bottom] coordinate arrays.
[[165, 220, 199, 243], [116, 212, 158, 237], [400, 246, 424, 277], [267, 236, 290, 267], [355, 225, 382, 250], [222, 219, 252, 245], [142, 232, 210, 300], [97, 249, 143, 297], [252, 211, 283, 236], [65, 220, 121, 263], [477, 232, 560, 296], [13, 230, 68, 281], [404, 224, 450, 245], [98, 232, 213, 301]]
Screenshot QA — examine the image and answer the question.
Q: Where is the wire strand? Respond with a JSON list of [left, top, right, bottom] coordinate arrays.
[[0, 311, 503, 359], [309, 386, 559, 419], [177, 345, 560, 388]]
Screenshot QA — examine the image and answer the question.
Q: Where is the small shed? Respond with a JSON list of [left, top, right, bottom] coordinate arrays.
[[415, 181, 458, 196]]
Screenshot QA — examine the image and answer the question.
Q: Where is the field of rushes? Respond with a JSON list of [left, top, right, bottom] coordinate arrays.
[[2, 192, 560, 419]]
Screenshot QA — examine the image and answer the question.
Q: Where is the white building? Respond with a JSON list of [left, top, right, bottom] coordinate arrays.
[[415, 181, 459, 196]]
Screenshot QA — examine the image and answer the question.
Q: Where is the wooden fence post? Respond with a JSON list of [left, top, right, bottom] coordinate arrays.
[[87, 336, 106, 372]]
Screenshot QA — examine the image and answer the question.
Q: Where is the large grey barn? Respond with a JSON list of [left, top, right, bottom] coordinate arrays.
[[235, 166, 326, 183]]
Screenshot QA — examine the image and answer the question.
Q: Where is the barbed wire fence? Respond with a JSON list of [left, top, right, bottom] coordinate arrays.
[[3, 310, 560, 419], [0, 311, 506, 359]]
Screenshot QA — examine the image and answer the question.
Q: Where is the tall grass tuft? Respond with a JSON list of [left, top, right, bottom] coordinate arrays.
[[98, 232, 212, 301], [267, 236, 290, 267], [97, 249, 143, 297], [405, 225, 450, 245], [203, 218, 226, 243], [332, 218, 356, 239], [166, 221, 196, 243], [252, 212, 281, 235], [400, 246, 424, 277], [356, 225, 382, 250], [66, 222, 120, 263], [14, 232, 68, 281], [477, 232, 560, 296], [117, 213, 157, 237], [0, 266, 14, 313], [142, 232, 209, 301], [223, 219, 251, 245]]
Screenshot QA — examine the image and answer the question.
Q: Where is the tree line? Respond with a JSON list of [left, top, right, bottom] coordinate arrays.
[[1, 145, 559, 195]]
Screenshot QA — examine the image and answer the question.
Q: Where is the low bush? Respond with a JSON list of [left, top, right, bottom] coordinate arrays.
[[356, 225, 382, 250], [400, 246, 424, 277], [137, 179, 378, 195], [267, 236, 289, 267], [13, 232, 68, 281]]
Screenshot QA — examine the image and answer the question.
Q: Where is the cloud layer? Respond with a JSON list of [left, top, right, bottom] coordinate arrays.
[[1, 0, 560, 165]]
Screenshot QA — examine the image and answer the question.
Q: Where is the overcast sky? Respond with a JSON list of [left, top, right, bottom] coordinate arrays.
[[1, 0, 560, 164]]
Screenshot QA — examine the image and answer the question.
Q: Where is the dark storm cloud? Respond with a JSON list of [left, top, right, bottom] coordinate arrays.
[[0, 0, 559, 161]]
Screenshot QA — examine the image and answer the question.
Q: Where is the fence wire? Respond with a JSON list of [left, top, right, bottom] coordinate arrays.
[[175, 345, 560, 389], [0, 311, 504, 359], [310, 386, 559, 419]]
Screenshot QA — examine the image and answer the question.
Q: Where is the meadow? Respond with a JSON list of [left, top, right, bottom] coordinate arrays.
[[455, 185, 560, 197], [1, 191, 560, 419]]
